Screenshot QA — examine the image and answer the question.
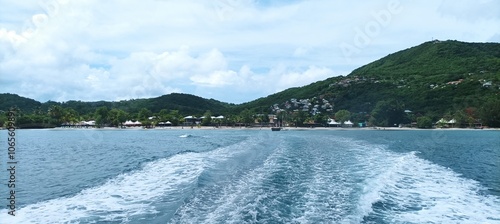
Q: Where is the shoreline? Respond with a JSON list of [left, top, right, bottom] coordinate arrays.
[[2, 126, 498, 131]]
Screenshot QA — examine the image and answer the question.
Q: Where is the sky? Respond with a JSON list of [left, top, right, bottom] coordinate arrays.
[[0, 0, 499, 104]]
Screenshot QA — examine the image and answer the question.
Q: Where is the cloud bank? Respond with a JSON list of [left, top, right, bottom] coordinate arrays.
[[0, 0, 498, 103]]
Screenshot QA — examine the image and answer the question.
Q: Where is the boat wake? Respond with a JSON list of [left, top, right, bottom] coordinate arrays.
[[346, 149, 500, 223], [2, 132, 499, 223]]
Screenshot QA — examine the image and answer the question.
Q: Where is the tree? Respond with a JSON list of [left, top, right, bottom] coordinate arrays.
[[108, 108, 128, 127], [0, 113, 6, 127], [94, 106, 109, 127], [479, 98, 500, 127], [464, 107, 478, 127], [416, 116, 433, 129], [262, 114, 270, 123], [178, 116, 185, 126], [454, 109, 468, 127], [335, 109, 351, 124], [313, 113, 328, 125], [141, 119, 153, 128], [240, 109, 254, 126], [16, 114, 33, 127], [135, 108, 153, 128], [33, 106, 44, 115], [137, 108, 152, 121], [62, 108, 79, 124], [202, 110, 212, 126], [159, 109, 169, 121], [48, 105, 64, 125], [436, 118, 447, 128], [290, 111, 307, 127], [226, 114, 238, 126], [370, 100, 405, 127], [168, 110, 181, 126], [443, 111, 453, 121]]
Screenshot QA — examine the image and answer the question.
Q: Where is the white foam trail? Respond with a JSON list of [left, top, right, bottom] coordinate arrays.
[[0, 134, 258, 223], [173, 136, 500, 224], [282, 137, 392, 224], [8, 133, 498, 223], [172, 138, 288, 223], [0, 152, 205, 223], [174, 136, 376, 223], [292, 138, 359, 223], [347, 149, 500, 223], [388, 153, 500, 223]]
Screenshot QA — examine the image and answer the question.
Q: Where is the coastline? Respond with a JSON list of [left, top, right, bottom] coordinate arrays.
[[5, 126, 497, 131]]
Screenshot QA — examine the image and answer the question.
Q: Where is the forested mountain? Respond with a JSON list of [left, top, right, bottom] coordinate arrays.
[[0, 93, 231, 116], [1, 40, 499, 127], [0, 93, 232, 128], [236, 40, 500, 127], [0, 93, 42, 112]]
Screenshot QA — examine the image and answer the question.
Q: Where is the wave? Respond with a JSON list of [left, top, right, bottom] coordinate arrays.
[[174, 134, 500, 223], [0, 133, 263, 223], [171, 137, 289, 223], [3, 132, 498, 223], [345, 149, 500, 223], [172, 135, 364, 223], [0, 152, 205, 223]]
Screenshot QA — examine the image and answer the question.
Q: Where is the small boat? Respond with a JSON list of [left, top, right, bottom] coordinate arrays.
[[271, 127, 282, 131]]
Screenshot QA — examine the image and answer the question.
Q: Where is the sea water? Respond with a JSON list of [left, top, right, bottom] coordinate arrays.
[[0, 129, 499, 223]]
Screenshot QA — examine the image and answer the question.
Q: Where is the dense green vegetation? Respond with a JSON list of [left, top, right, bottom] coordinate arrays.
[[1, 40, 499, 128], [0, 93, 42, 112], [234, 40, 500, 127], [351, 40, 500, 78], [0, 93, 233, 128]]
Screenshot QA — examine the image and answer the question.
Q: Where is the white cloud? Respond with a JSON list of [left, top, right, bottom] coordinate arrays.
[[293, 47, 308, 57], [0, 0, 499, 103], [276, 66, 333, 91], [438, 0, 500, 21], [191, 70, 240, 87], [0, 28, 27, 46]]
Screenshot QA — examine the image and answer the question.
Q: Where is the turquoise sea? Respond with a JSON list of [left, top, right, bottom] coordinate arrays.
[[1, 129, 499, 223]]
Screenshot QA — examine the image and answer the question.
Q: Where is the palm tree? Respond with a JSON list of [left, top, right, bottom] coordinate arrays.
[[48, 105, 64, 125]]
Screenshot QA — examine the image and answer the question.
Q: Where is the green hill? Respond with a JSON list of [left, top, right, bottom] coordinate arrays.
[[0, 92, 233, 128], [351, 40, 500, 78], [236, 40, 500, 126], [58, 93, 231, 116], [0, 93, 42, 113], [1, 40, 499, 127], [0, 93, 230, 116], [146, 93, 232, 115]]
